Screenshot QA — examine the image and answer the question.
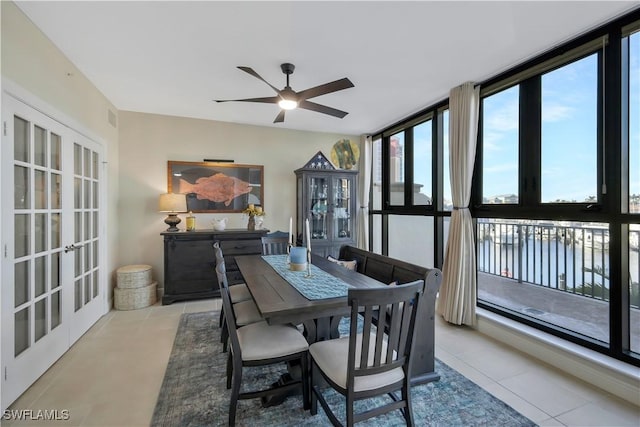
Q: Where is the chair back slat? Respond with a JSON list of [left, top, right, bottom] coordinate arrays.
[[261, 231, 290, 255], [347, 280, 423, 382]]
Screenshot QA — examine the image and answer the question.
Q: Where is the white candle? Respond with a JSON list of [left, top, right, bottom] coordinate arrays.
[[289, 217, 293, 246], [305, 218, 311, 253]]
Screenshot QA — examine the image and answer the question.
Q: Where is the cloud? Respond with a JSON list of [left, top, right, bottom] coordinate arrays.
[[542, 102, 573, 122]]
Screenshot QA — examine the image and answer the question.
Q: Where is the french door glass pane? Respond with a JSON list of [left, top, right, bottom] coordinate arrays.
[[541, 54, 598, 203], [34, 299, 47, 342], [84, 179, 90, 209], [14, 115, 29, 162], [74, 178, 81, 209], [34, 125, 47, 167], [92, 151, 99, 179], [35, 213, 46, 253], [51, 173, 61, 209], [84, 276, 91, 304], [15, 165, 30, 209], [74, 279, 82, 311], [93, 270, 99, 298], [15, 308, 30, 356], [15, 214, 30, 258], [74, 143, 82, 175], [51, 291, 61, 329], [15, 261, 29, 307], [75, 249, 82, 277], [35, 255, 46, 297], [51, 252, 60, 289], [84, 212, 90, 241], [93, 212, 98, 238], [482, 86, 519, 204], [74, 212, 82, 242], [413, 120, 432, 205], [51, 133, 61, 171], [34, 169, 47, 209], [389, 132, 405, 205], [51, 213, 60, 248]]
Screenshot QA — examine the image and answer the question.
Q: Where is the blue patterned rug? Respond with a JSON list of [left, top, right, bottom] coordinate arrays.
[[151, 311, 537, 427]]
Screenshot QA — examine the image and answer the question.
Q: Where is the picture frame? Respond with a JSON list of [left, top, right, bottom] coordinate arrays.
[[167, 161, 263, 213]]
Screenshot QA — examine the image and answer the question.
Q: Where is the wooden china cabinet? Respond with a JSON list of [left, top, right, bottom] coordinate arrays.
[[295, 152, 358, 258]]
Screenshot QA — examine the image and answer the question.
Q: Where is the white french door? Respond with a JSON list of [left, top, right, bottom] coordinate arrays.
[[1, 94, 106, 410]]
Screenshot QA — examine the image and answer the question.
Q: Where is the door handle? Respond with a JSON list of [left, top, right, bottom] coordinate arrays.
[[64, 243, 84, 253]]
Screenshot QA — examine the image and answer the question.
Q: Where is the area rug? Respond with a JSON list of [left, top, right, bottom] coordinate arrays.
[[151, 311, 537, 427]]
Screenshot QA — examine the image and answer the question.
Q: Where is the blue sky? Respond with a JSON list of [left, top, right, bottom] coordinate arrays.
[[397, 32, 638, 208]]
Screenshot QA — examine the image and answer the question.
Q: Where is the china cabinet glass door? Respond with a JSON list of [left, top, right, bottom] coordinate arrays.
[[332, 177, 352, 241]]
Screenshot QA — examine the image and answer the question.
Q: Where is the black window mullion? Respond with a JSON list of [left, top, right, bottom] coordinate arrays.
[[405, 129, 413, 206], [519, 77, 541, 208]]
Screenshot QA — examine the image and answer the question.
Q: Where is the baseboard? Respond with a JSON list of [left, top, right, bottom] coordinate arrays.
[[475, 308, 640, 407]]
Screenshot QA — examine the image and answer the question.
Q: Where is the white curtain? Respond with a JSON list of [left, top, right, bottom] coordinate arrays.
[[437, 82, 480, 326], [356, 135, 372, 250]]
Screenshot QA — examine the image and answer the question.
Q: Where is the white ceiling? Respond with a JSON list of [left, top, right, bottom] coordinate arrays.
[[15, 1, 640, 135]]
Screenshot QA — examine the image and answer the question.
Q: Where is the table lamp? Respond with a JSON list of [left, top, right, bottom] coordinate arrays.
[[158, 193, 187, 232]]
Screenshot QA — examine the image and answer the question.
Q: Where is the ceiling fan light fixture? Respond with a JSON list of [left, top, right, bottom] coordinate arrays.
[[278, 98, 298, 110]]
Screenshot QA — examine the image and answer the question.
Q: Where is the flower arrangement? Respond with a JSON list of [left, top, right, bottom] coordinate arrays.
[[242, 204, 265, 217]]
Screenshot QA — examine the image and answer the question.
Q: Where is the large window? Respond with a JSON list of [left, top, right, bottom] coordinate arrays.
[[482, 86, 519, 204], [541, 55, 599, 203], [371, 11, 640, 366]]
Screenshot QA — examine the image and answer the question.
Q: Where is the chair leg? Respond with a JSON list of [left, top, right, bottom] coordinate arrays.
[[346, 394, 354, 427], [310, 360, 318, 415], [229, 361, 242, 426], [402, 381, 414, 427], [219, 307, 224, 327], [226, 352, 233, 390], [301, 352, 310, 410]]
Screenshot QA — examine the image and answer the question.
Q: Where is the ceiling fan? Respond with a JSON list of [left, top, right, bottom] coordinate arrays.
[[215, 63, 354, 123]]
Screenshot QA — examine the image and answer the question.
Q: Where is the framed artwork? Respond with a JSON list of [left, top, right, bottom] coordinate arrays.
[[167, 161, 263, 213]]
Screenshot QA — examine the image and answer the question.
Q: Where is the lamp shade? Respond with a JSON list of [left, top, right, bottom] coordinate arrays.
[[158, 193, 187, 213]]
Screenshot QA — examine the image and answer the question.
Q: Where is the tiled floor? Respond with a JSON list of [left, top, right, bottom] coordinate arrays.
[[4, 299, 640, 426]]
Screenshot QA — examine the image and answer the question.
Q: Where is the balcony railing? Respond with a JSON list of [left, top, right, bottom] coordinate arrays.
[[477, 219, 640, 309]]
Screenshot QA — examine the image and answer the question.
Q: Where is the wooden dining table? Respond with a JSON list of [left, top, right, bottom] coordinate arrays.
[[234, 253, 385, 343]]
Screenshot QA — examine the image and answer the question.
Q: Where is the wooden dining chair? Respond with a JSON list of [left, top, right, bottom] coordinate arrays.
[[309, 280, 424, 427], [214, 242, 262, 352], [215, 249, 310, 426], [261, 230, 290, 255]]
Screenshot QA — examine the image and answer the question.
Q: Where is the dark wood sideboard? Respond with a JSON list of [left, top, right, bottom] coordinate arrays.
[[161, 229, 268, 305]]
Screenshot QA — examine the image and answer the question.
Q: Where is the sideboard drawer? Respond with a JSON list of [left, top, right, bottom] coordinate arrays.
[[220, 239, 263, 255]]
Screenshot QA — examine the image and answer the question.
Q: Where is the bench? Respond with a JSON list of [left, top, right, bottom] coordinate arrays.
[[338, 245, 443, 385]]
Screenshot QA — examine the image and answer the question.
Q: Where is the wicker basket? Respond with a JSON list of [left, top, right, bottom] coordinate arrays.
[[114, 281, 157, 310], [116, 264, 152, 289]]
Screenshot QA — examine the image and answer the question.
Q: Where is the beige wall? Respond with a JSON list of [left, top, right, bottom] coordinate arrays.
[[118, 111, 358, 292], [1, 2, 120, 301]]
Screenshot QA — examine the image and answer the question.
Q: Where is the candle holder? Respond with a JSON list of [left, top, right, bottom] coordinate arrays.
[[286, 243, 292, 265], [305, 248, 312, 277]]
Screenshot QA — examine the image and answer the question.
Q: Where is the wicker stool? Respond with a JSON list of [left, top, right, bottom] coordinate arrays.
[[114, 264, 157, 310]]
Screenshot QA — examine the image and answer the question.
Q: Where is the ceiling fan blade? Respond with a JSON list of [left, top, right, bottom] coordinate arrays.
[[296, 78, 354, 101], [273, 110, 285, 123], [237, 66, 281, 94], [214, 96, 279, 104], [299, 100, 349, 119]]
